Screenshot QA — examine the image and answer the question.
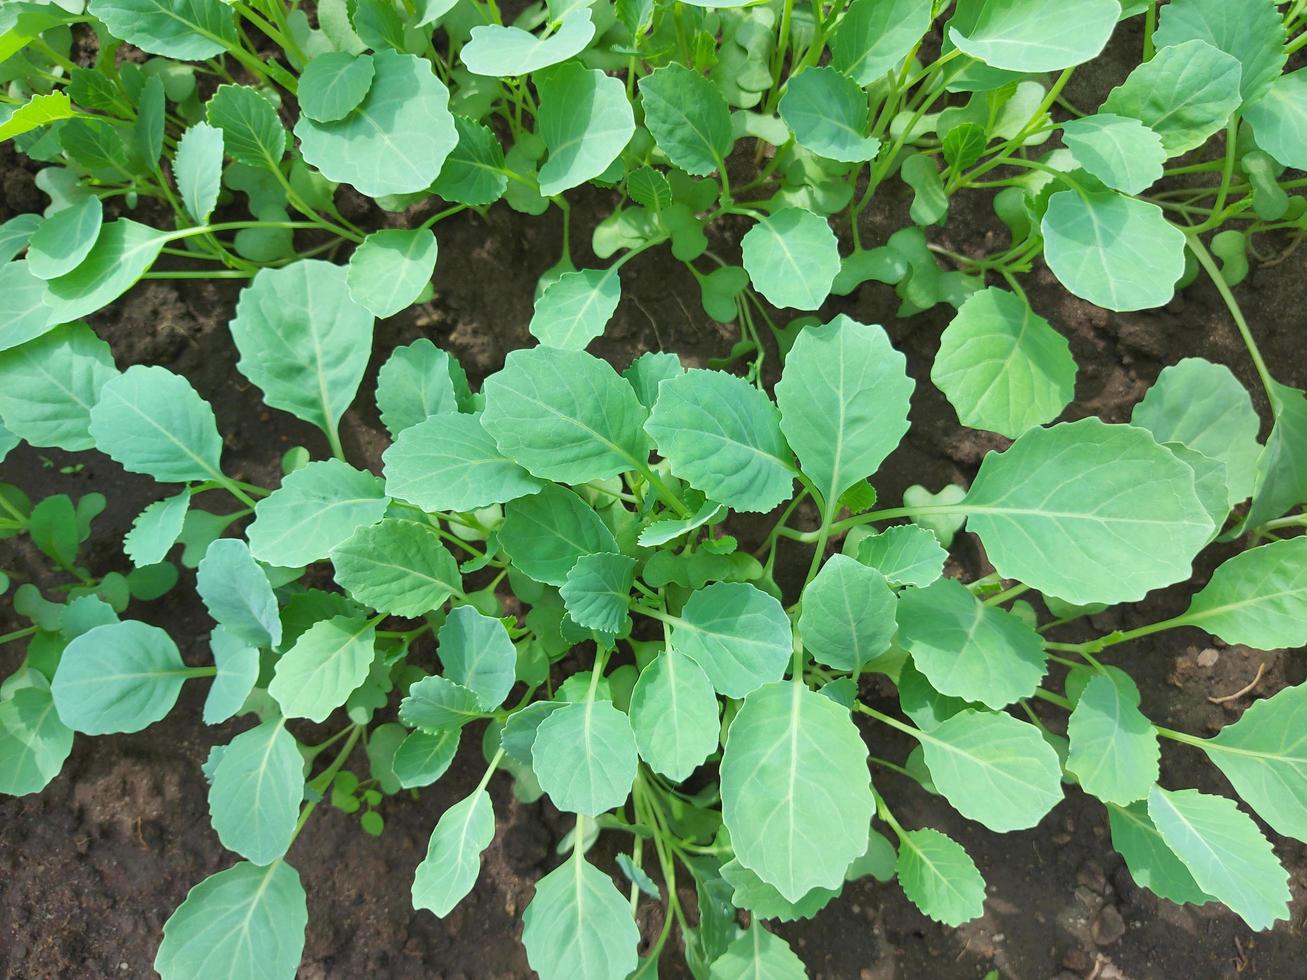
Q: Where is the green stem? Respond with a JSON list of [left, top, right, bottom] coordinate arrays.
[[289, 724, 363, 848], [0, 626, 39, 645]]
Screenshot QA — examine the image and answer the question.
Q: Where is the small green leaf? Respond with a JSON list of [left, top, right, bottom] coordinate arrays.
[[247, 459, 388, 567], [400, 675, 484, 732], [44, 219, 169, 324], [89, 0, 237, 59], [897, 661, 973, 733], [438, 605, 516, 710], [637, 499, 723, 548], [0, 685, 73, 796], [533, 699, 639, 815], [895, 827, 986, 926], [269, 615, 376, 723], [174, 122, 224, 224], [830, 0, 932, 85], [330, 518, 462, 617], [627, 166, 672, 211], [52, 620, 186, 734], [203, 627, 259, 725], [462, 9, 596, 77], [393, 728, 459, 788], [855, 525, 946, 588], [196, 538, 282, 649], [433, 115, 508, 206], [205, 84, 286, 169], [670, 583, 791, 698], [798, 555, 897, 672], [0, 92, 76, 141], [708, 921, 806, 979], [719, 858, 838, 922], [499, 485, 618, 586], [560, 553, 636, 635], [298, 52, 375, 123], [208, 719, 303, 864], [374, 338, 463, 437], [529, 267, 621, 350], [1182, 538, 1307, 650], [1107, 801, 1213, 907], [740, 208, 840, 311], [638, 63, 734, 176], [27, 195, 102, 280], [1061, 114, 1165, 194], [1245, 382, 1307, 530], [629, 650, 719, 782], [1245, 70, 1307, 172], [521, 851, 639, 980], [412, 788, 495, 916], [779, 67, 879, 163], [123, 493, 190, 567], [537, 62, 635, 196], [0, 322, 117, 452], [346, 228, 438, 319], [946, 0, 1118, 72], [1066, 669, 1159, 805]]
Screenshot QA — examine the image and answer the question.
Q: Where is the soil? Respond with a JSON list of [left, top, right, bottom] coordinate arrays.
[[3, 20, 1307, 980]]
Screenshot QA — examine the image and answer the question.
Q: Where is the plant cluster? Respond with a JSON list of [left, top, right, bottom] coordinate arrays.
[[2, 0, 1307, 977]]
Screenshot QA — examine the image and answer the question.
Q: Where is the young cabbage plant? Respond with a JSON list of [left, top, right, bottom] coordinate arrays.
[[3, 303, 1305, 978]]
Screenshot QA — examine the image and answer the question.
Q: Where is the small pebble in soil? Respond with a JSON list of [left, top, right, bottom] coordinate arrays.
[[1092, 906, 1127, 946], [1196, 647, 1220, 668]]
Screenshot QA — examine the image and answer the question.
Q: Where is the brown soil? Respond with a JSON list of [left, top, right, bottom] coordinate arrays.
[[3, 22, 1307, 980]]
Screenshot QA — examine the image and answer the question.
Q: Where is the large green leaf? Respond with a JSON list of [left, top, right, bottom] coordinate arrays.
[[897, 577, 1045, 709], [829, 0, 933, 85], [205, 85, 286, 169], [719, 858, 838, 922], [0, 684, 74, 796], [0, 261, 50, 353], [298, 52, 375, 123], [438, 605, 517, 710], [947, 0, 1118, 72], [638, 63, 734, 176], [246, 459, 388, 566], [533, 698, 639, 815], [0, 322, 116, 452], [560, 553, 636, 635], [646, 369, 793, 513], [1107, 801, 1212, 907], [461, 9, 595, 77], [721, 681, 873, 901], [482, 346, 649, 484], [895, 827, 986, 926], [708, 922, 806, 979], [89, 0, 237, 59], [775, 316, 912, 514], [629, 650, 719, 782], [1147, 786, 1290, 930], [196, 539, 282, 649], [1101, 40, 1242, 156], [1182, 538, 1307, 649], [208, 720, 304, 864], [295, 50, 457, 196], [330, 518, 461, 617], [1200, 681, 1307, 842], [1060, 114, 1165, 195], [1130, 357, 1261, 507], [963, 418, 1212, 604], [174, 122, 224, 224], [499, 484, 617, 586], [931, 287, 1074, 437], [346, 228, 437, 319], [798, 555, 896, 672], [268, 615, 376, 722], [669, 582, 791, 698], [374, 338, 462, 437], [155, 862, 307, 980], [740, 208, 840, 311], [537, 62, 635, 196], [44, 219, 169, 324], [521, 851, 639, 980], [918, 710, 1063, 832], [1066, 669, 1159, 805], [229, 259, 374, 442], [383, 413, 544, 512], [412, 788, 495, 916], [779, 67, 879, 163], [1153, 0, 1284, 102], [52, 621, 187, 734], [529, 268, 622, 350], [1245, 70, 1307, 172], [27, 195, 102, 280]]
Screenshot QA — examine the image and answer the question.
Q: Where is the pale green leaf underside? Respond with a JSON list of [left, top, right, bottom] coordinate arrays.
[[412, 788, 495, 917], [521, 854, 639, 980], [208, 720, 304, 864], [895, 827, 986, 926], [533, 699, 639, 815], [1066, 669, 1159, 805]]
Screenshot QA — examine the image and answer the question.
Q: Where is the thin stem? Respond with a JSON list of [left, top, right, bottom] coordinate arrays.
[[0, 626, 39, 645], [1184, 230, 1276, 401]]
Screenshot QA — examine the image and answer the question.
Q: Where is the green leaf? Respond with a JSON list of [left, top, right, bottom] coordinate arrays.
[[330, 518, 461, 616], [0, 261, 51, 353], [27, 195, 102, 280], [203, 627, 259, 725], [919, 710, 1063, 832], [208, 719, 303, 863], [895, 827, 986, 926], [776, 316, 913, 510], [196, 539, 282, 648], [399, 674, 485, 733], [432, 115, 508, 206], [637, 499, 723, 548], [89, 365, 223, 484], [89, 0, 237, 59], [0, 322, 116, 452], [1107, 801, 1212, 907], [462, 9, 595, 77], [124, 492, 190, 567], [719, 858, 838, 922], [298, 51, 375, 123], [44, 219, 169, 324], [412, 788, 495, 916], [646, 369, 793, 513], [1198, 681, 1307, 842], [52, 621, 186, 734], [295, 50, 457, 196], [740, 208, 840, 311], [383, 413, 544, 512], [1147, 785, 1289, 930], [345, 228, 437, 319], [0, 685, 73, 796], [1041, 190, 1185, 312], [0, 213, 41, 263], [481, 346, 649, 484], [798, 555, 896, 672], [521, 852, 639, 980], [230, 259, 374, 441], [174, 122, 224, 224], [1060, 114, 1165, 194], [1245, 70, 1307, 171], [0, 92, 76, 141], [629, 650, 718, 783], [855, 525, 947, 588], [501, 701, 564, 766], [779, 67, 879, 163], [638, 63, 734, 176], [1246, 382, 1307, 530], [1131, 358, 1262, 507], [946, 0, 1118, 72], [560, 553, 636, 635], [269, 615, 376, 722], [1101, 39, 1242, 156], [1168, 442, 1229, 534], [670, 583, 791, 698], [374, 338, 463, 437], [247, 459, 388, 567], [393, 728, 459, 788], [437, 605, 516, 710], [533, 699, 639, 815], [205, 85, 286, 169], [499, 485, 618, 586], [722, 681, 873, 901], [830, 0, 933, 85], [1066, 669, 1159, 805], [154, 862, 307, 980], [708, 921, 806, 979], [537, 62, 635, 196], [1182, 537, 1307, 650], [627, 166, 672, 211], [529, 267, 621, 350], [1153, 0, 1284, 102], [964, 418, 1212, 604]]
